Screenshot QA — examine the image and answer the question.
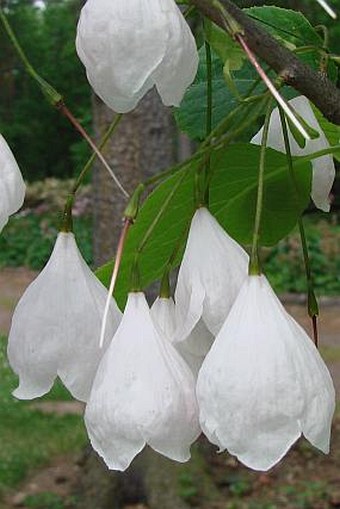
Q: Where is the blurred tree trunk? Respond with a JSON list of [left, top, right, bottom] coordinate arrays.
[[78, 91, 191, 509], [92, 90, 176, 267]]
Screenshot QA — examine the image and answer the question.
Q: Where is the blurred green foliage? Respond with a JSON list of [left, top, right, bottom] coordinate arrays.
[[265, 215, 340, 295], [0, 212, 93, 269], [0, 0, 91, 182]]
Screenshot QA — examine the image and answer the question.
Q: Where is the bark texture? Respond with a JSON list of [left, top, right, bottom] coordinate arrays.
[[92, 90, 176, 267]]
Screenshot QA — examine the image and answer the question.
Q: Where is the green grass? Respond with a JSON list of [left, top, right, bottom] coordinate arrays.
[[0, 336, 87, 497]]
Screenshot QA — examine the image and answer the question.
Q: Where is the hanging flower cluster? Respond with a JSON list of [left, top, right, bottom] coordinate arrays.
[[3, 0, 337, 478], [8, 207, 335, 472]]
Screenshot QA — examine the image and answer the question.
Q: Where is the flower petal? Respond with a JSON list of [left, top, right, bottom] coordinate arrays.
[[197, 275, 335, 471], [8, 232, 121, 401], [151, 297, 214, 377], [85, 292, 200, 470], [76, 0, 197, 112], [0, 134, 25, 231], [285, 315, 335, 453], [153, 4, 198, 106], [175, 207, 248, 336], [251, 96, 335, 212]]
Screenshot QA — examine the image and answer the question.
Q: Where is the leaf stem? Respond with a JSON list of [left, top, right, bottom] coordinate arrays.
[[195, 37, 213, 207], [144, 93, 270, 188], [72, 114, 123, 195], [58, 105, 129, 198], [249, 101, 272, 275], [0, 6, 62, 105], [0, 7, 129, 199], [278, 106, 319, 346], [60, 114, 123, 232], [236, 35, 310, 141]]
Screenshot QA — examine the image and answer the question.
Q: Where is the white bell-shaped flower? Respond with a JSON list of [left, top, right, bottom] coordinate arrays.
[[197, 274, 335, 471], [76, 0, 198, 113], [0, 134, 25, 231], [7, 232, 122, 402], [175, 207, 249, 337], [251, 95, 335, 212], [151, 296, 214, 376], [85, 292, 200, 471]]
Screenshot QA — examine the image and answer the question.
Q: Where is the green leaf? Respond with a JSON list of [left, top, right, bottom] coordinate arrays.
[[312, 105, 340, 162], [209, 144, 312, 246], [96, 164, 198, 307], [174, 46, 263, 141], [96, 144, 312, 305], [204, 20, 245, 71], [245, 6, 337, 79], [175, 7, 335, 143], [245, 6, 323, 47]]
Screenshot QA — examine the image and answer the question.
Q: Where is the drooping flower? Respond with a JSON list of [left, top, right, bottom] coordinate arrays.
[[76, 0, 198, 113], [197, 274, 335, 471], [251, 95, 335, 212], [7, 232, 122, 402], [0, 134, 25, 232], [85, 292, 200, 471], [175, 207, 249, 337], [151, 296, 214, 376]]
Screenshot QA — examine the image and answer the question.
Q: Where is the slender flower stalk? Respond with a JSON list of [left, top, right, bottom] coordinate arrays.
[[278, 106, 319, 346], [59, 105, 129, 198], [210, 0, 310, 141], [99, 218, 132, 348], [249, 102, 272, 275], [0, 7, 128, 198], [99, 170, 187, 349], [237, 36, 310, 142], [144, 93, 270, 189], [315, 0, 337, 19], [201, 37, 213, 206], [252, 96, 336, 212], [61, 114, 123, 233], [0, 6, 62, 106], [72, 114, 123, 196]]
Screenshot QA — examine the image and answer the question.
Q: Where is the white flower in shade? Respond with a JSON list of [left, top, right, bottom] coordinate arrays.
[[197, 274, 335, 471], [251, 95, 335, 212], [76, 0, 198, 113], [7, 232, 121, 402], [0, 134, 25, 231], [85, 292, 200, 471], [151, 296, 214, 377], [175, 207, 249, 337]]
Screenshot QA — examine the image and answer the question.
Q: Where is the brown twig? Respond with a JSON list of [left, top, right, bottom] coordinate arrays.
[[190, 0, 340, 125]]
